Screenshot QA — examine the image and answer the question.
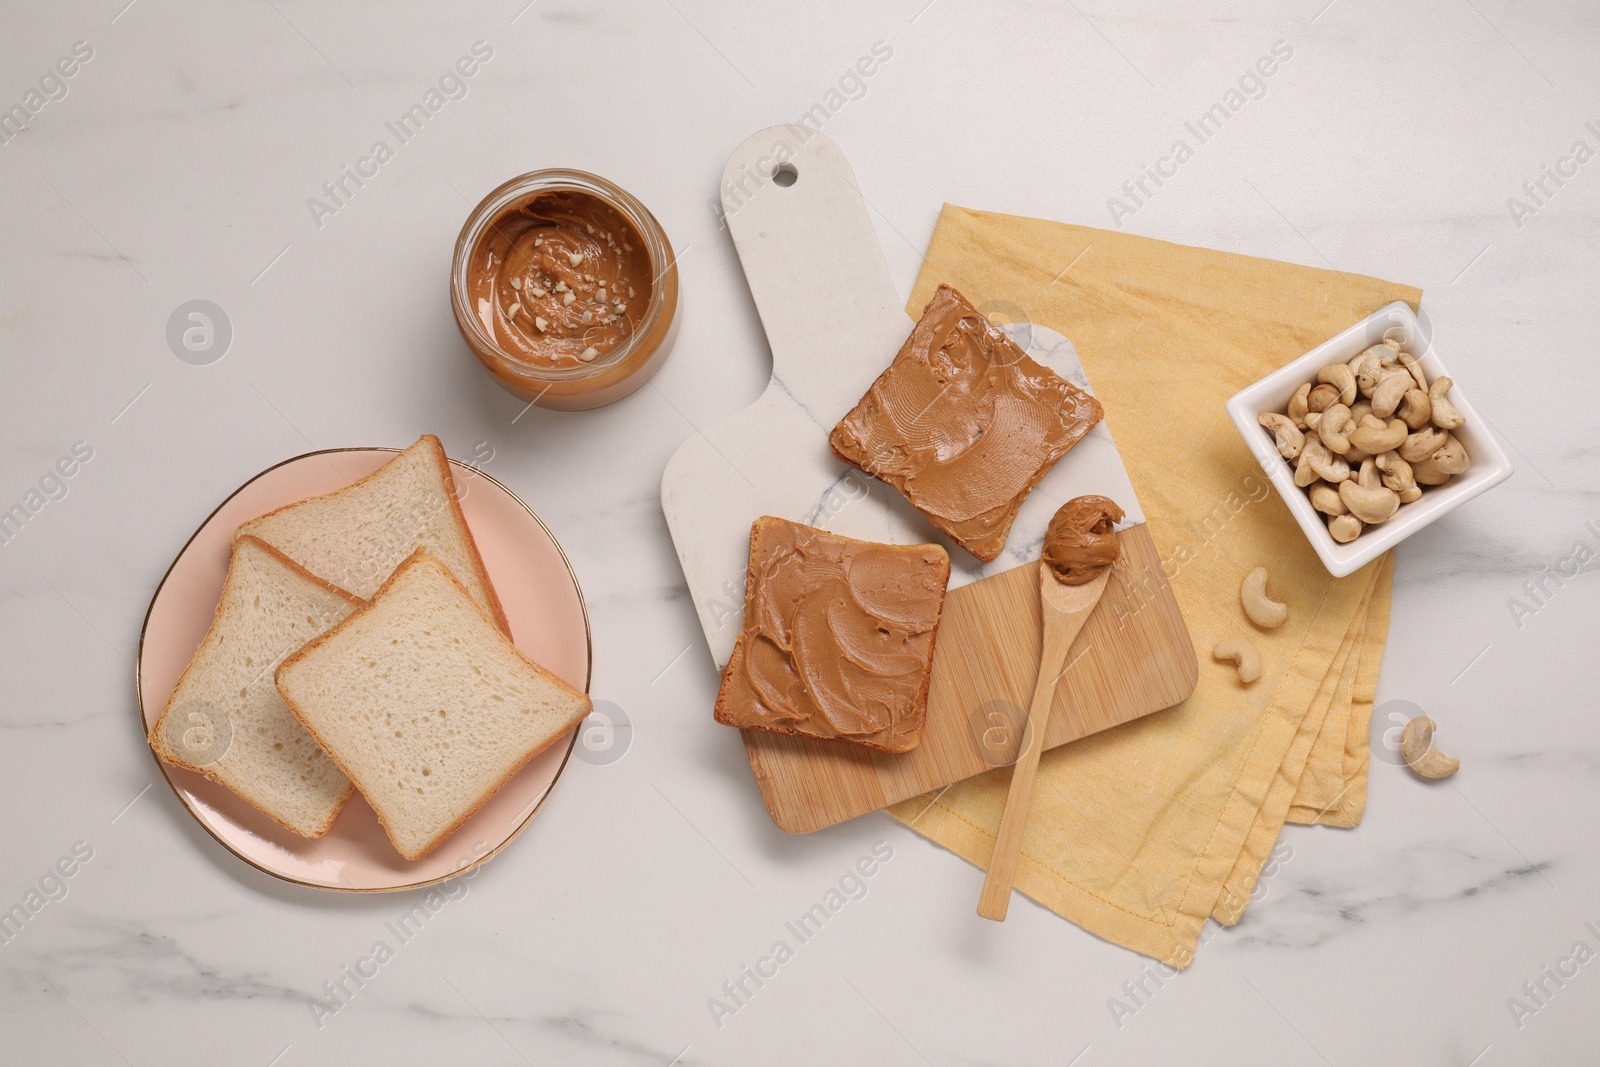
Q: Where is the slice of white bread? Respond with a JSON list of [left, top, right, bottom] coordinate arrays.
[[236, 435, 510, 636], [149, 536, 361, 837], [276, 551, 591, 861]]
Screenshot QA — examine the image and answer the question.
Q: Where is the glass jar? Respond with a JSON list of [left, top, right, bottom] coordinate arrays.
[[450, 169, 679, 411]]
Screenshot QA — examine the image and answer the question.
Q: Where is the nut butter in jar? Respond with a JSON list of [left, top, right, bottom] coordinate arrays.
[[451, 170, 679, 410]]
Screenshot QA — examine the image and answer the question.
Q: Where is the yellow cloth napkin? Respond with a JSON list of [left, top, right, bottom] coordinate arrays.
[[887, 206, 1413, 966]]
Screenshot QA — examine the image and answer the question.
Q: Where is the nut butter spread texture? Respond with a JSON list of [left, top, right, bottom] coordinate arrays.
[[466, 190, 653, 368], [713, 517, 950, 755], [829, 285, 1104, 562], [1042, 495, 1124, 585]]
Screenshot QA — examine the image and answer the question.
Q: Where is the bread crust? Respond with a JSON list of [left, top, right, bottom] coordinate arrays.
[[147, 535, 364, 838], [275, 549, 590, 861], [711, 517, 949, 755], [234, 435, 513, 638]]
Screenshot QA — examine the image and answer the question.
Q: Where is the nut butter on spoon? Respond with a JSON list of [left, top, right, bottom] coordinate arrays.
[[978, 495, 1124, 922]]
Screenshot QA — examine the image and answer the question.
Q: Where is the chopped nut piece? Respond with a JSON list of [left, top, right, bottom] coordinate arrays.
[[534, 316, 548, 332], [580, 346, 599, 361], [562, 291, 576, 306], [555, 281, 568, 292], [568, 251, 584, 267], [596, 288, 608, 302], [507, 302, 522, 319], [628, 286, 635, 298], [510, 276, 523, 290], [530, 287, 546, 298], [581, 310, 594, 324]]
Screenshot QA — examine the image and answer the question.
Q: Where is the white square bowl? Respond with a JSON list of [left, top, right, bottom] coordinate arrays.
[[1225, 301, 1513, 577]]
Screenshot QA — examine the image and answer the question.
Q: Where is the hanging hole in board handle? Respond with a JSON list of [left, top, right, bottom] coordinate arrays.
[[772, 163, 798, 188]]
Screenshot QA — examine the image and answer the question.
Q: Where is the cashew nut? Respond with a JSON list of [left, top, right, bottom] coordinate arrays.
[[1430, 434, 1471, 475], [1399, 425, 1447, 462], [1348, 415, 1408, 455], [1374, 450, 1415, 494], [1397, 388, 1432, 430], [1395, 349, 1429, 392], [1258, 412, 1305, 460], [1240, 567, 1288, 629], [1304, 434, 1350, 483], [1338, 479, 1400, 524], [1309, 481, 1347, 516], [1317, 403, 1354, 454], [1317, 363, 1358, 407], [1350, 347, 1386, 397], [1287, 382, 1312, 429], [1213, 638, 1262, 684], [1307, 383, 1340, 413], [1400, 716, 1459, 779], [1328, 514, 1364, 542], [1275, 355, 1474, 543], [1429, 376, 1464, 430], [1294, 447, 1320, 488], [1370, 369, 1413, 419], [1411, 453, 1451, 485]]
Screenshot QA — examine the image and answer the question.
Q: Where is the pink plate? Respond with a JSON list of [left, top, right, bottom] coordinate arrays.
[[136, 448, 591, 892]]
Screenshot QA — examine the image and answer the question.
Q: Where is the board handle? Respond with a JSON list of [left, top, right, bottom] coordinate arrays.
[[719, 126, 908, 391]]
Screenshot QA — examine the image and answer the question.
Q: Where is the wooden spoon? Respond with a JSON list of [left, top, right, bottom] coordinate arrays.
[[977, 561, 1112, 921]]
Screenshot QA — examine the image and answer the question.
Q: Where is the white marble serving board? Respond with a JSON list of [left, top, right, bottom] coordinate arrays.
[[661, 126, 1141, 668]]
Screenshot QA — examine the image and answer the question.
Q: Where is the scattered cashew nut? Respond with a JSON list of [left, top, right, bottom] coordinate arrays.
[[1240, 567, 1288, 629], [1213, 638, 1263, 684], [1400, 716, 1459, 779]]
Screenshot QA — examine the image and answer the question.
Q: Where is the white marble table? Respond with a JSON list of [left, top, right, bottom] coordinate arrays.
[[2, 2, 1596, 1064]]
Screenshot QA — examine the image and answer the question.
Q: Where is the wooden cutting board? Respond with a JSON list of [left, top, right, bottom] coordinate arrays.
[[661, 126, 1197, 833]]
